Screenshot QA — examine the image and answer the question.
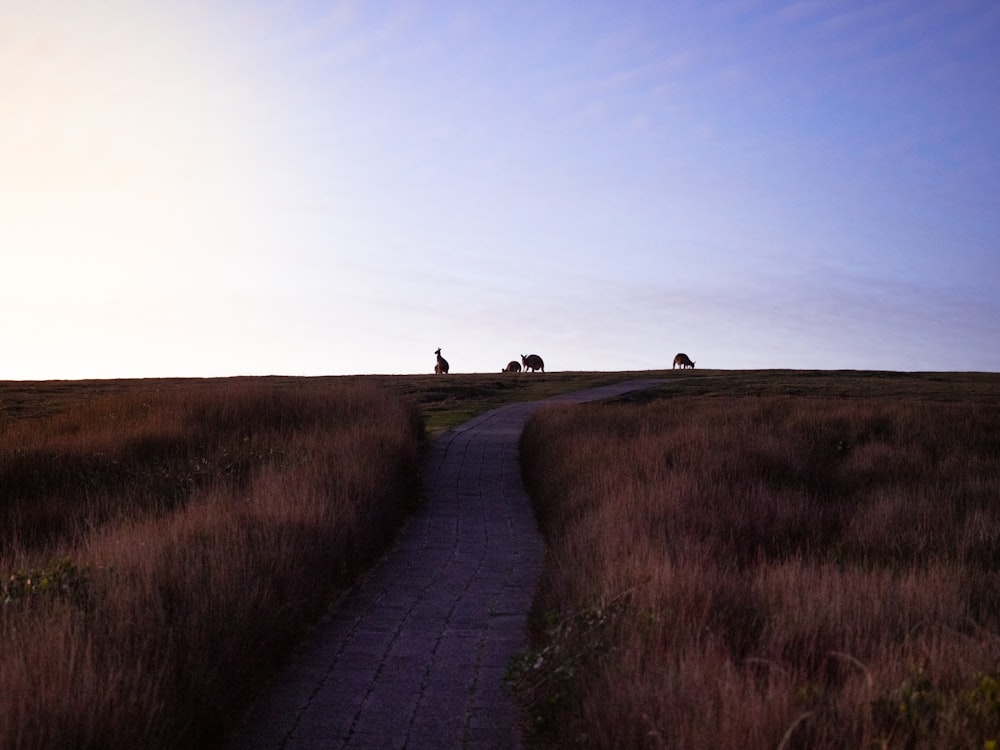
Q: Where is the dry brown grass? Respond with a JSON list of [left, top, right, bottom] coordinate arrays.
[[516, 372, 1000, 749], [0, 380, 423, 749]]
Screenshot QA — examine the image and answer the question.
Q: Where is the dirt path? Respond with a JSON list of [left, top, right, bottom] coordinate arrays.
[[227, 379, 664, 750]]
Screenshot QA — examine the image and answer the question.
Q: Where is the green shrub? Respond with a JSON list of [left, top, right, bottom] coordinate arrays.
[[872, 668, 1000, 748], [507, 600, 625, 736], [2, 557, 94, 611]]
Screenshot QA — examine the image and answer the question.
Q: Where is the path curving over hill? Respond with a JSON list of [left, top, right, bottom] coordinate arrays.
[[227, 379, 664, 750]]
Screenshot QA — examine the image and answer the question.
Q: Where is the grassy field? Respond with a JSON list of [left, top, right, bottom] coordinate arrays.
[[0, 369, 647, 749], [2, 369, 996, 748], [0, 378, 429, 749], [513, 370, 1000, 748], [0, 370, 656, 436]]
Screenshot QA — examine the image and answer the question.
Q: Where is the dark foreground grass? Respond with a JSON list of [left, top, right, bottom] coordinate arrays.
[[515, 370, 1000, 749], [0, 379, 423, 749], [5, 368, 991, 748], [0, 369, 654, 749]]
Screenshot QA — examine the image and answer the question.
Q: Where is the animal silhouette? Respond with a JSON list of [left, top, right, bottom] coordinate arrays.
[[434, 348, 450, 374], [673, 353, 695, 369], [521, 354, 544, 372]]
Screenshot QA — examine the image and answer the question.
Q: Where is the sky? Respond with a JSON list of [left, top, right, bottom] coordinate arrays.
[[2, 0, 998, 379]]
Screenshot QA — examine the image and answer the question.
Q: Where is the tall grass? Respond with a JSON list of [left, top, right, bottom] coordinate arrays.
[[0, 381, 424, 749], [516, 391, 1000, 748]]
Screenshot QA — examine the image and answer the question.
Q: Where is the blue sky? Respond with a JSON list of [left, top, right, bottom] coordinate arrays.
[[2, 1, 998, 378]]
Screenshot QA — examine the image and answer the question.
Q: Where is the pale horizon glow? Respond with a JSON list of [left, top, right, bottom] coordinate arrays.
[[3, 1, 998, 379]]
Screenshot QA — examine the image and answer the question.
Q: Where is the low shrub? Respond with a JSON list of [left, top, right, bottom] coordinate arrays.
[[2, 557, 94, 610]]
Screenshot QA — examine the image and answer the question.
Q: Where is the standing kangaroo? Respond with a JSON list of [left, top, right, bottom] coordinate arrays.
[[521, 354, 544, 372], [434, 348, 450, 374], [673, 353, 695, 369]]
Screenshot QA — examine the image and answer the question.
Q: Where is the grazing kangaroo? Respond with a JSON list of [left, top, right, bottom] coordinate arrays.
[[521, 354, 544, 372], [434, 348, 450, 374], [673, 352, 695, 369], [502, 360, 521, 373]]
